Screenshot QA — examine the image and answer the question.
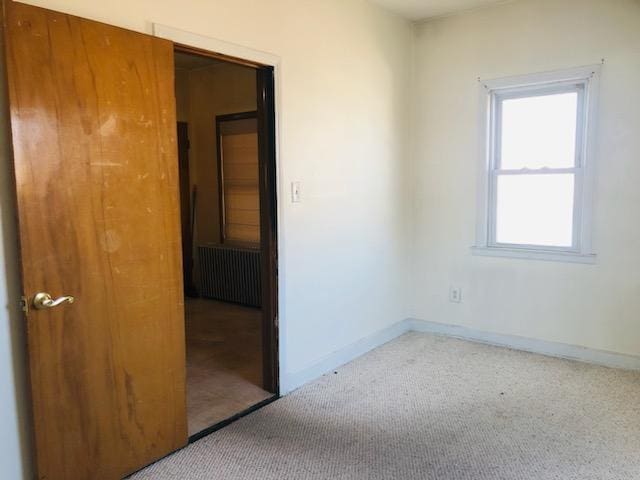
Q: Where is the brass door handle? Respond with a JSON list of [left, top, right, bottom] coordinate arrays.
[[33, 292, 75, 310]]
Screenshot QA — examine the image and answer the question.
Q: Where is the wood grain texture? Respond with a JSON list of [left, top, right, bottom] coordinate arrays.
[[3, 2, 187, 478]]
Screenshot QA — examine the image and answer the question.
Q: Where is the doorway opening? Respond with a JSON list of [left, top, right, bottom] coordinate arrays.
[[174, 48, 279, 438]]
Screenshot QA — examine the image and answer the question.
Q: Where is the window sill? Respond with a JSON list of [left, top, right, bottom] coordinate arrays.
[[470, 246, 597, 264]]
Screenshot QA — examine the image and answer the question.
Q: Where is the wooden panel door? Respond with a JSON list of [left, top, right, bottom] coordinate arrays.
[[2, 2, 187, 478]]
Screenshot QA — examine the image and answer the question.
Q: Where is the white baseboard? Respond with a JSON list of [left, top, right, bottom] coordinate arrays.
[[280, 319, 412, 394], [408, 318, 640, 371], [280, 317, 640, 395]]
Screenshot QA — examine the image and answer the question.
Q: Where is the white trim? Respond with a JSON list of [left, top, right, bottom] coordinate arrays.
[[152, 24, 281, 66], [152, 24, 290, 393], [471, 246, 596, 264], [408, 318, 640, 371], [474, 64, 601, 262], [281, 316, 640, 396], [479, 64, 601, 91], [280, 319, 413, 394], [579, 65, 601, 256]]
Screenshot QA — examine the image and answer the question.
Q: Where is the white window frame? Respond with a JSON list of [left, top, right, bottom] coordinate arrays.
[[472, 65, 601, 264]]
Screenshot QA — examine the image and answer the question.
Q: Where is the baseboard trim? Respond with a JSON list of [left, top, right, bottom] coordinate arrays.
[[281, 317, 640, 395], [281, 319, 412, 393], [408, 318, 640, 371]]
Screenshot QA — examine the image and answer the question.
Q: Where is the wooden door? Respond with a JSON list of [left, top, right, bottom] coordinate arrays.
[[2, 2, 187, 478]]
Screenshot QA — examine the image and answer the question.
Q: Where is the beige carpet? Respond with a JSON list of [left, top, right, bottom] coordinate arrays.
[[131, 332, 640, 479]]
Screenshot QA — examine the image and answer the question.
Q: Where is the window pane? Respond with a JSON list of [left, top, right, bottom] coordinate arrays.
[[500, 92, 578, 169], [495, 174, 575, 247]]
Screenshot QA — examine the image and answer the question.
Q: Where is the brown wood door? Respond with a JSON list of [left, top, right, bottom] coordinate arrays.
[[2, 2, 187, 479]]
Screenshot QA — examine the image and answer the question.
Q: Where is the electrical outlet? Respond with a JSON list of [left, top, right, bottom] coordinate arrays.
[[449, 286, 462, 303]]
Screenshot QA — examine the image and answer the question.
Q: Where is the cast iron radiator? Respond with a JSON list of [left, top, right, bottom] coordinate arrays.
[[197, 245, 261, 307]]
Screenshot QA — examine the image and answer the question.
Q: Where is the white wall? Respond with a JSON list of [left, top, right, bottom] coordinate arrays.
[[185, 62, 257, 246], [411, 0, 640, 356], [5, 0, 640, 478], [0, 1, 412, 478]]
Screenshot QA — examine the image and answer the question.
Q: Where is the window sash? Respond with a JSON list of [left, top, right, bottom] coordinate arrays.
[[486, 83, 587, 252], [493, 83, 586, 171], [487, 170, 583, 252]]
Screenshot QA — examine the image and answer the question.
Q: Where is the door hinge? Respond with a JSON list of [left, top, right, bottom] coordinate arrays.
[[20, 296, 29, 315]]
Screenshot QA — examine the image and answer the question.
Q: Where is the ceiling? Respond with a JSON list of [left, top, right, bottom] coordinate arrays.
[[369, 0, 512, 21]]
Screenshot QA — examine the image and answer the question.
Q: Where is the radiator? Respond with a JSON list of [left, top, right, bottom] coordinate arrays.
[[197, 245, 261, 307]]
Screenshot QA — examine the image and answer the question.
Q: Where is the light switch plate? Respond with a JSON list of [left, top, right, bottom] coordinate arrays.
[[291, 181, 301, 203], [449, 286, 462, 303]]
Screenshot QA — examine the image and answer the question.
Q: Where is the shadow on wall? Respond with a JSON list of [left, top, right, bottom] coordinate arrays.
[[0, 33, 33, 480]]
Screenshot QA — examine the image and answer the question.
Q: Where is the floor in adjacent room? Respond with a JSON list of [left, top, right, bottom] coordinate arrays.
[[133, 331, 640, 479], [185, 298, 273, 435]]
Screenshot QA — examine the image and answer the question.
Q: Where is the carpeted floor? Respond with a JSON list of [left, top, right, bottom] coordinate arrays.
[[131, 332, 640, 479]]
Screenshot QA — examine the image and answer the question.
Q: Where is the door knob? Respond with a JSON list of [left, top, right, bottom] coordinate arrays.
[[33, 292, 75, 310]]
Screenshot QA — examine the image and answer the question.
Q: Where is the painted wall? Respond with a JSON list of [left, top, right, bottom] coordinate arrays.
[[9, 2, 638, 478], [411, 0, 640, 356], [0, 1, 412, 478], [175, 68, 190, 122], [176, 61, 257, 289], [186, 62, 256, 246]]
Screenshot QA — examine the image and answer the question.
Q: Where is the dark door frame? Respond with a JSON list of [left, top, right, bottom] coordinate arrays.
[[174, 45, 279, 395], [176, 122, 198, 298], [256, 66, 279, 394]]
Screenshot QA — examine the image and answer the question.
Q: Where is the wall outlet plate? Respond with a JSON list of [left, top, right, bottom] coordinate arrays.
[[449, 286, 462, 303]]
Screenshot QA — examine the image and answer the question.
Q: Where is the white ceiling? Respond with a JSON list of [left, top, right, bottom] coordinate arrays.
[[369, 0, 511, 21]]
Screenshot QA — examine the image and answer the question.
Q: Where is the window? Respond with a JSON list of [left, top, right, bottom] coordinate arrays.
[[217, 112, 261, 247], [473, 66, 600, 263]]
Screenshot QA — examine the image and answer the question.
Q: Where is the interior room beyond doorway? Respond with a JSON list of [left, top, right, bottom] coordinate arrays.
[[174, 51, 273, 436]]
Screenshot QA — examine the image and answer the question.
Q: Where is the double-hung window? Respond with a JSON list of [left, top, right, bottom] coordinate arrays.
[[474, 66, 600, 263]]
